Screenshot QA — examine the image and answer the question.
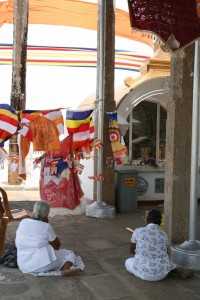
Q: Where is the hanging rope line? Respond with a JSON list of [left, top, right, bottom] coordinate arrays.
[[0, 44, 150, 72]]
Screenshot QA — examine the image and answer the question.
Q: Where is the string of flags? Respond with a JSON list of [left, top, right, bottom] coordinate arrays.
[[0, 103, 128, 182], [107, 111, 128, 165]]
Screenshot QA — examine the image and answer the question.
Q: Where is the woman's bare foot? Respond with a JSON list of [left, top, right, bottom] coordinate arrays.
[[179, 269, 194, 279], [172, 268, 194, 279], [61, 269, 84, 277]]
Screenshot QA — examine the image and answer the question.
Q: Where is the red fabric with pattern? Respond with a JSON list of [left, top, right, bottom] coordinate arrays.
[[39, 135, 84, 209], [127, 0, 200, 50]]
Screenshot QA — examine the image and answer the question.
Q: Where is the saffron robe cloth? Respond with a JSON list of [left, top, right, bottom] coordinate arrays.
[[18, 109, 64, 179], [40, 136, 84, 209], [30, 115, 60, 151], [19, 109, 64, 151]]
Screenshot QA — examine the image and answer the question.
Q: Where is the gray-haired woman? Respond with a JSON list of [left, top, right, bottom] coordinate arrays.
[[15, 200, 84, 277]]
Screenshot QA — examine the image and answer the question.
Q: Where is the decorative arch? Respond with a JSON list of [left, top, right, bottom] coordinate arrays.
[[117, 76, 170, 121], [116, 76, 170, 161]]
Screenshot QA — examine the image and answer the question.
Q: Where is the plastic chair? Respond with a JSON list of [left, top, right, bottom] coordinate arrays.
[[0, 187, 30, 253]]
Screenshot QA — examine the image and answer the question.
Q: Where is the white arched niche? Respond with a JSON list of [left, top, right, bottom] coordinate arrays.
[[117, 76, 170, 162]]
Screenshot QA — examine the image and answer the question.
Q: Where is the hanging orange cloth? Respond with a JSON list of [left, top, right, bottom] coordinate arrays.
[[19, 135, 30, 180], [0, 0, 154, 47], [29, 115, 60, 151]]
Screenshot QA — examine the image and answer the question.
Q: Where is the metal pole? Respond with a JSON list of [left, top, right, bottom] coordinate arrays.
[[189, 39, 200, 241], [85, 0, 116, 218], [97, 0, 105, 205]]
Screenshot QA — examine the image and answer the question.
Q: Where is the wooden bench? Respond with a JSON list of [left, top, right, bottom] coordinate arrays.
[[0, 187, 30, 253]]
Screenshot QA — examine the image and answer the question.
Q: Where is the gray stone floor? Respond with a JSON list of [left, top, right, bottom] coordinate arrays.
[[1, 196, 200, 300]]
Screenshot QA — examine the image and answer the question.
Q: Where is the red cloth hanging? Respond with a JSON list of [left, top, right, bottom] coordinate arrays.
[[39, 135, 84, 209]]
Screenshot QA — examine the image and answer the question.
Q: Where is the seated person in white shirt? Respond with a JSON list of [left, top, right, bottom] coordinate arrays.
[[15, 200, 84, 277], [125, 209, 193, 281]]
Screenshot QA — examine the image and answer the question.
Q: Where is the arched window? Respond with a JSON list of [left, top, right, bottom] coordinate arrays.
[[125, 101, 167, 165]]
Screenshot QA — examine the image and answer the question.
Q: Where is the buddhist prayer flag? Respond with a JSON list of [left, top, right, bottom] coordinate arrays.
[[0, 104, 18, 145], [89, 116, 94, 141], [66, 109, 93, 133], [66, 109, 94, 151], [0, 147, 8, 162], [127, 0, 200, 51], [108, 112, 128, 165]]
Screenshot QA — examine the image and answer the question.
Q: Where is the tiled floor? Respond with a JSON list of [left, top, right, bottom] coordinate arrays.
[[1, 200, 200, 300]]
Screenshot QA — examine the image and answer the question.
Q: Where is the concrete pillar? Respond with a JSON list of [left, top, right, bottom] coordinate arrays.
[[164, 43, 195, 244], [94, 1, 116, 205]]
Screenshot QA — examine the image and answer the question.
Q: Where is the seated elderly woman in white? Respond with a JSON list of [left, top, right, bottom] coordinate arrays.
[[15, 200, 84, 277]]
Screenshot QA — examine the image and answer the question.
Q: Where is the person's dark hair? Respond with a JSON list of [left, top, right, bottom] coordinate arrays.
[[146, 209, 162, 225]]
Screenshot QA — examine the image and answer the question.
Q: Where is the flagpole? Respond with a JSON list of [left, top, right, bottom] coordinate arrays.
[[171, 39, 200, 269], [86, 0, 115, 218], [97, 0, 105, 206]]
